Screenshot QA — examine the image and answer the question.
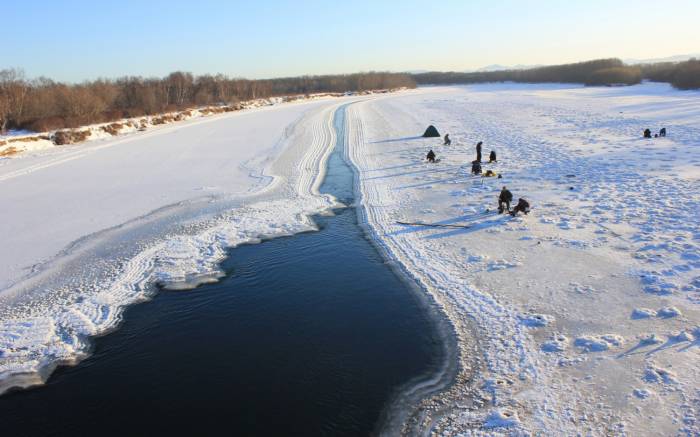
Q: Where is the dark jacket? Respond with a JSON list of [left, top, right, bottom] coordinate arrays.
[[426, 150, 436, 160], [471, 161, 482, 174], [515, 198, 529, 210], [499, 189, 513, 203]]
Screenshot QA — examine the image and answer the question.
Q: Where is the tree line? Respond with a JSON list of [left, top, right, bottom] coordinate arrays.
[[0, 71, 415, 133], [412, 58, 700, 89]]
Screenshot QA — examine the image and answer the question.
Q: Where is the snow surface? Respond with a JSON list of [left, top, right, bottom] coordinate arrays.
[[2, 82, 699, 435], [346, 82, 700, 435], [0, 97, 351, 394]]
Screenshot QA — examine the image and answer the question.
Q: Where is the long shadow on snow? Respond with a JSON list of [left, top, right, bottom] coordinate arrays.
[[370, 135, 424, 144], [390, 214, 508, 239], [363, 164, 464, 181]]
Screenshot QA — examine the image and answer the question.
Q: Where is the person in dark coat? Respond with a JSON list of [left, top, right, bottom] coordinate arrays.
[[643, 128, 652, 138], [426, 149, 436, 163], [471, 160, 482, 175], [444, 134, 451, 145], [489, 150, 497, 163], [476, 141, 483, 162], [498, 186, 513, 213], [510, 198, 530, 216], [659, 127, 666, 137]]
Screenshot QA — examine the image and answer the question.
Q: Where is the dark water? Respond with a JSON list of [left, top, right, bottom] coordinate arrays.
[[0, 105, 448, 436]]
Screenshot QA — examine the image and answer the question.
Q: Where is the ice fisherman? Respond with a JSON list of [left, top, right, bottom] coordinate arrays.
[[476, 141, 483, 162], [498, 186, 513, 213], [489, 150, 497, 163], [426, 149, 436, 163], [471, 160, 482, 175], [444, 134, 451, 145], [510, 198, 530, 217], [643, 128, 652, 138]]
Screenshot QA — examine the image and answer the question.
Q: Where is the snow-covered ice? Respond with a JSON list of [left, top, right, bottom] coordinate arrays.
[[0, 97, 353, 394], [346, 82, 700, 435], [2, 81, 700, 434]]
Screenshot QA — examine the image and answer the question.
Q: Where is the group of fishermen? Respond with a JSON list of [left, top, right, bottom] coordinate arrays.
[[643, 127, 667, 139], [426, 134, 530, 217]]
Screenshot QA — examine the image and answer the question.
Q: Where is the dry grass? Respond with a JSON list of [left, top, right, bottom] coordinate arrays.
[[0, 146, 19, 157], [100, 123, 124, 136], [7, 135, 50, 143], [53, 129, 92, 145], [151, 114, 177, 125]]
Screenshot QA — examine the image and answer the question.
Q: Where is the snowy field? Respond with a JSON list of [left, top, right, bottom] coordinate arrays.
[[2, 82, 699, 435], [347, 83, 700, 435], [0, 98, 349, 393]]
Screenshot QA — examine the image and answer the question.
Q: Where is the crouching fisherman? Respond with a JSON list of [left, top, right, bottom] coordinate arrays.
[[426, 149, 437, 163], [498, 186, 512, 213], [510, 198, 530, 216], [489, 150, 497, 163], [471, 160, 482, 175]]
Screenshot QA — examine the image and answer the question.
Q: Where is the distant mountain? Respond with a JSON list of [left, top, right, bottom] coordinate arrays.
[[625, 54, 700, 64], [474, 64, 542, 72], [406, 55, 699, 76]]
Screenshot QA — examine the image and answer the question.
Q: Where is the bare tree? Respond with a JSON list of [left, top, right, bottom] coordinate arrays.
[[0, 69, 30, 133]]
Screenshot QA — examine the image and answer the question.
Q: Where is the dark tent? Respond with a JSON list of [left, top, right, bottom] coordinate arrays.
[[422, 125, 440, 137]]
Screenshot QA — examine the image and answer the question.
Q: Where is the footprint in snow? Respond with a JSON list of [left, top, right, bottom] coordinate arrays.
[[574, 334, 624, 352], [487, 259, 521, 271], [631, 308, 655, 319], [643, 366, 677, 384], [541, 334, 568, 352], [519, 313, 553, 328], [632, 388, 653, 399], [656, 307, 682, 318]]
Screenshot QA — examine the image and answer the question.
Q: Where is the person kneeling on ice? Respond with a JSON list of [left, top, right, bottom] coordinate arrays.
[[444, 134, 451, 145], [426, 149, 436, 163], [510, 198, 530, 216], [489, 150, 497, 163], [643, 128, 652, 138], [659, 127, 667, 137], [471, 160, 482, 175], [498, 186, 513, 213]]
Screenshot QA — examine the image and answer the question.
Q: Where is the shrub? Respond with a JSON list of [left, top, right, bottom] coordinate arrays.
[[24, 116, 67, 132], [101, 123, 123, 135], [53, 129, 91, 145], [671, 59, 700, 89], [585, 67, 642, 86]]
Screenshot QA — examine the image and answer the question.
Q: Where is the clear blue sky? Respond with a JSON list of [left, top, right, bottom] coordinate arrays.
[[3, 0, 699, 82]]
